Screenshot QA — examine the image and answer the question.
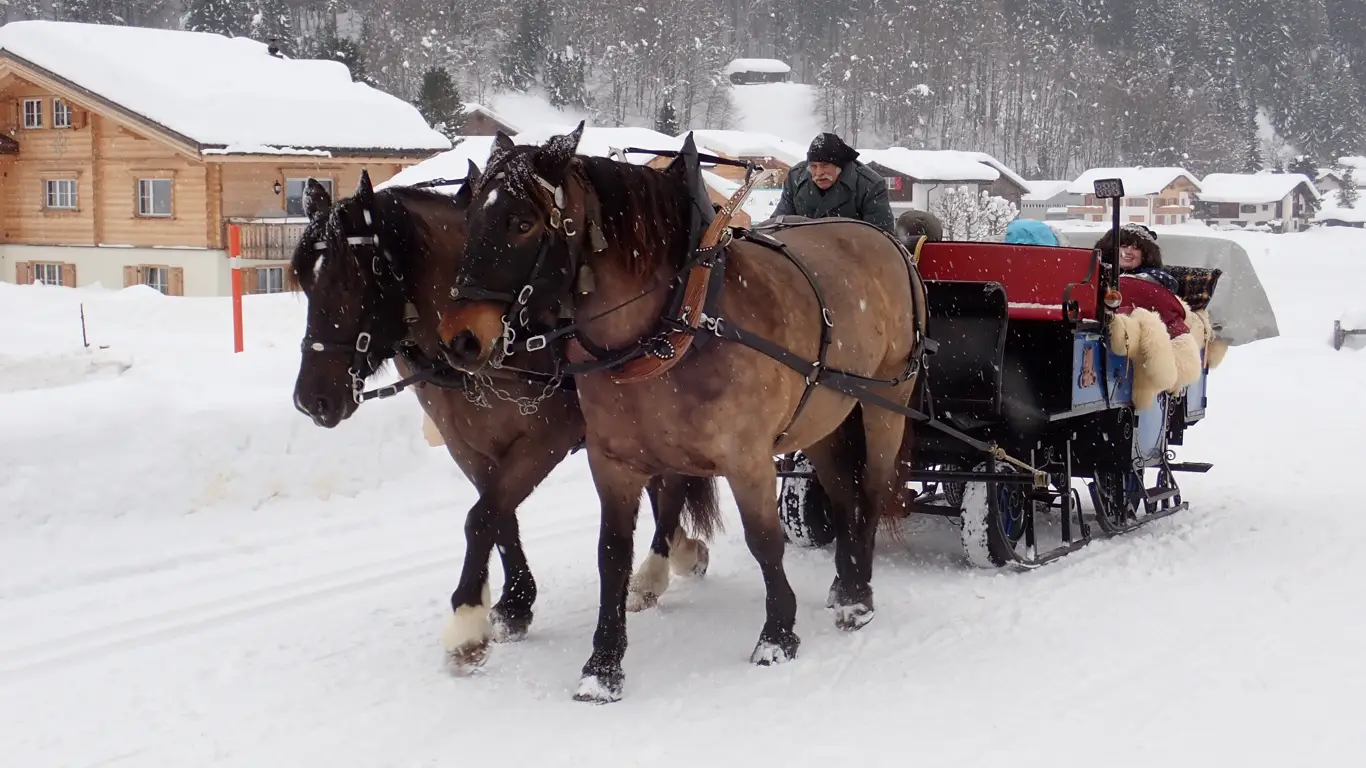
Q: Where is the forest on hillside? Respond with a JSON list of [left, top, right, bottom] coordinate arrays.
[[5, 0, 1365, 178]]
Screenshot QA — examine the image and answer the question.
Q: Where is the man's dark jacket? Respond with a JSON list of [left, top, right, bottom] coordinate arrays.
[[772, 160, 896, 233]]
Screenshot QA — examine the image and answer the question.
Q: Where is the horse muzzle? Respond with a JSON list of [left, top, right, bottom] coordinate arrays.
[[438, 301, 507, 370]]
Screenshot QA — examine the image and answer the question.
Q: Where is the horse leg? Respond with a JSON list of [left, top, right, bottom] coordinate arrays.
[[798, 419, 863, 611], [574, 453, 647, 704], [445, 432, 574, 672], [668, 475, 719, 578], [834, 403, 911, 632], [627, 476, 675, 613], [725, 459, 800, 666], [489, 511, 536, 642]]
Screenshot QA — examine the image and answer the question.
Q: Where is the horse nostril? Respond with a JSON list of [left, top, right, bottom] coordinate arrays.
[[315, 395, 331, 415], [449, 329, 482, 362]]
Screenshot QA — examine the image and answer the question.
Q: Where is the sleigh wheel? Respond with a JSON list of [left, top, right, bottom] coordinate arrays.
[[777, 452, 835, 548], [958, 462, 1029, 569], [1090, 469, 1152, 534]]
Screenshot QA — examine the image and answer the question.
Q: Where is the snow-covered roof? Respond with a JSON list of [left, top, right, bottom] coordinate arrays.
[[1198, 173, 1319, 204], [460, 102, 522, 134], [0, 21, 449, 154], [686, 130, 808, 167], [1066, 167, 1201, 196], [973, 153, 1029, 191], [376, 137, 497, 193], [512, 126, 683, 163], [723, 59, 791, 76], [858, 148, 999, 183], [1023, 180, 1074, 201]]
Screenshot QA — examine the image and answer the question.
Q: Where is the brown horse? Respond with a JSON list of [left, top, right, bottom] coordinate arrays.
[[438, 126, 927, 702], [288, 168, 720, 672]]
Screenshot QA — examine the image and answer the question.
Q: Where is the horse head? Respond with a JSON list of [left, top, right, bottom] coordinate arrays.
[[291, 164, 480, 427], [440, 122, 595, 370]]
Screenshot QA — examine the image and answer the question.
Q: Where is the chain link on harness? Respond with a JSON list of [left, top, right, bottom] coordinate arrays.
[[462, 366, 563, 416]]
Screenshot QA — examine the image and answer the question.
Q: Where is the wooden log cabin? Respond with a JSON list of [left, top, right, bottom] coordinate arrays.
[[0, 21, 449, 297]]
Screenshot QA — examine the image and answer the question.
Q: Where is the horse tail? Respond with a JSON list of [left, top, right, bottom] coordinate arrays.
[[678, 475, 724, 542]]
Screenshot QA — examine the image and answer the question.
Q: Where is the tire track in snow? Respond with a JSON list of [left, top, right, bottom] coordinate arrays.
[[0, 509, 606, 681]]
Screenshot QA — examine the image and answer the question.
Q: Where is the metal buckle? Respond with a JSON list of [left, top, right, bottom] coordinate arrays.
[[549, 209, 563, 231], [526, 335, 548, 352], [517, 285, 534, 305], [822, 308, 834, 327], [355, 332, 372, 353], [563, 217, 578, 237]]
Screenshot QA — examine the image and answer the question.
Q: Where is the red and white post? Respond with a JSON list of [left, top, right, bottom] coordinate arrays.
[[229, 224, 244, 353]]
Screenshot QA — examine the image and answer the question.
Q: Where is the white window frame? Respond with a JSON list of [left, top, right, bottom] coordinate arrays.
[[285, 177, 333, 217], [44, 179, 78, 210], [137, 178, 174, 217], [34, 263, 63, 286], [256, 266, 285, 294], [22, 98, 43, 129], [53, 99, 72, 129], [143, 266, 169, 295]]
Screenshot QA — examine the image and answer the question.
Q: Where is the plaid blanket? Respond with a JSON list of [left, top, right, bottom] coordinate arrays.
[[1165, 265, 1222, 312]]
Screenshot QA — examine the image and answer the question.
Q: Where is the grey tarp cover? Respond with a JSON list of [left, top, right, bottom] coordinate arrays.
[[1052, 225, 1279, 345]]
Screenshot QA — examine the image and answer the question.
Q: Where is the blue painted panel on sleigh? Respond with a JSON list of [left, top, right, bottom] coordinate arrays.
[[1071, 332, 1132, 409], [1184, 352, 1209, 423]]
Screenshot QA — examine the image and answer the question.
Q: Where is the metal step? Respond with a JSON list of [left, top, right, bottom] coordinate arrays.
[[1166, 462, 1213, 473]]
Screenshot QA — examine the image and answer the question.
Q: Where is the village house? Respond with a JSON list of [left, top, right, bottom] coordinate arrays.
[[0, 21, 448, 297], [458, 103, 521, 137], [856, 148, 1030, 215], [722, 59, 792, 86], [1018, 179, 1083, 221], [1065, 167, 1200, 225], [1195, 173, 1319, 233]]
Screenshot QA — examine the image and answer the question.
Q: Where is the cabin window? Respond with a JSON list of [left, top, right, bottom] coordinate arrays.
[[22, 99, 43, 128], [137, 178, 174, 217], [43, 179, 78, 210], [53, 99, 72, 129], [285, 177, 333, 216], [33, 263, 63, 286], [143, 266, 169, 294], [1240, 204, 1257, 214], [256, 266, 285, 294]]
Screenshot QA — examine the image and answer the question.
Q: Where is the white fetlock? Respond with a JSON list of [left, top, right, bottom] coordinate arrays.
[[750, 641, 795, 666], [443, 582, 492, 664]]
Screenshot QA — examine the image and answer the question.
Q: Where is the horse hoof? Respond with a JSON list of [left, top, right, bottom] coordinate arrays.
[[750, 635, 799, 666], [490, 607, 531, 643], [826, 582, 840, 609], [625, 591, 659, 613], [688, 542, 710, 577], [445, 641, 490, 675], [834, 603, 875, 632], [573, 673, 623, 704]]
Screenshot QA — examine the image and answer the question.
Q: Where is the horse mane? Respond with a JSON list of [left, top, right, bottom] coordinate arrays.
[[480, 146, 691, 277], [574, 156, 691, 277], [287, 184, 466, 293]]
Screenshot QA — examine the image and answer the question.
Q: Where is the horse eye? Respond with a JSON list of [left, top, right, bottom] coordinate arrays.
[[515, 219, 533, 234]]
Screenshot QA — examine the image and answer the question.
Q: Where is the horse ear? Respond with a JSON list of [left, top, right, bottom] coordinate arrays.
[[494, 131, 515, 153], [356, 168, 375, 204], [453, 160, 481, 206], [303, 178, 332, 221], [539, 120, 585, 175]]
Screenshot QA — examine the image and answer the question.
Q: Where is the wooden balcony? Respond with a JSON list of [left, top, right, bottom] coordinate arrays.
[[226, 217, 310, 261]]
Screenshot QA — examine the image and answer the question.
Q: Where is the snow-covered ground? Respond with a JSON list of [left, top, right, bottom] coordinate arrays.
[[3, 228, 1365, 766]]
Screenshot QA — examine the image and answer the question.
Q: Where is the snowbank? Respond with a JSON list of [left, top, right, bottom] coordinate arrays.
[[0, 21, 449, 152]]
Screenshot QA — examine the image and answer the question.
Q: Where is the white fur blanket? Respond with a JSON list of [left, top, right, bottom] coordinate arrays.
[[1109, 299, 1225, 410]]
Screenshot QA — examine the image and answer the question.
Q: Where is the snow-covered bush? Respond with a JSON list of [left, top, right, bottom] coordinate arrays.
[[930, 186, 1019, 242]]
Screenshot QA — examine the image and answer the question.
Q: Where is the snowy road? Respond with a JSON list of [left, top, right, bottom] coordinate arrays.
[[3, 228, 1365, 767]]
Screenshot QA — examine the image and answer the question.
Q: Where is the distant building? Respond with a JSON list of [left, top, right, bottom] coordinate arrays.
[[1066, 168, 1201, 225], [857, 148, 1029, 214], [458, 103, 521, 137], [1018, 180, 1082, 221], [1195, 173, 1319, 233], [723, 59, 792, 86]]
